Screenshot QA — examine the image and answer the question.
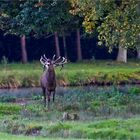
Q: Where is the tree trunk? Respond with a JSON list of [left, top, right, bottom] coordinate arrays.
[[137, 49, 140, 59], [76, 29, 82, 61], [54, 32, 60, 57], [137, 34, 140, 59], [62, 33, 67, 58], [117, 46, 127, 63], [21, 35, 28, 63]]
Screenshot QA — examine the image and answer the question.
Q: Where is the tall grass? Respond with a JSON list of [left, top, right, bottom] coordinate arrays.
[[0, 60, 140, 88]]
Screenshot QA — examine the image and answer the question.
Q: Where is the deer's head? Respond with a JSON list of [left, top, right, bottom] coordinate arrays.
[[40, 54, 67, 71]]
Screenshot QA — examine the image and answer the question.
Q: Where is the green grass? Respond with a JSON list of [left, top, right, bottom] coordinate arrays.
[[0, 85, 139, 139], [0, 118, 139, 139], [0, 103, 22, 115], [0, 132, 87, 140], [0, 60, 140, 88], [0, 59, 140, 139], [63, 118, 140, 139]]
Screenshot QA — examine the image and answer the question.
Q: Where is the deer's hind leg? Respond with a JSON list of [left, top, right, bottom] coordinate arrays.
[[42, 88, 46, 107]]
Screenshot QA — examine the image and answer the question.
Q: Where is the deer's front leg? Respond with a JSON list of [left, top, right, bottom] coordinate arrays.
[[42, 88, 46, 107], [47, 91, 51, 109]]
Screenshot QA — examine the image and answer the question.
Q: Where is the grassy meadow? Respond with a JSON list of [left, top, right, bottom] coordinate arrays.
[[0, 60, 140, 88], [0, 86, 139, 139], [0, 60, 140, 139]]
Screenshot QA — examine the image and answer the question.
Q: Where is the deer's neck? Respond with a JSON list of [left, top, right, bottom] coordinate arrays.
[[45, 68, 55, 80]]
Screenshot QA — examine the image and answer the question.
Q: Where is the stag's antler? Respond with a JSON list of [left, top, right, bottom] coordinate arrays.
[[52, 55, 56, 61], [40, 54, 49, 65], [40, 57, 45, 65], [53, 56, 61, 64], [43, 54, 48, 61], [40, 54, 67, 68], [55, 57, 67, 65], [54, 57, 67, 69]]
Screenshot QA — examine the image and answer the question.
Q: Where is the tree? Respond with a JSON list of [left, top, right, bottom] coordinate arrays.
[[70, 0, 140, 62], [15, 0, 75, 58], [54, 32, 60, 57], [76, 28, 82, 61], [42, 0, 83, 59], [62, 31, 68, 58], [0, 1, 28, 63], [32, 0, 83, 59], [137, 49, 140, 59], [1, 0, 84, 61], [21, 35, 28, 63]]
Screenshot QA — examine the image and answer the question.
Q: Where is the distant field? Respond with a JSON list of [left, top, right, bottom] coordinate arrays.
[[0, 60, 140, 88]]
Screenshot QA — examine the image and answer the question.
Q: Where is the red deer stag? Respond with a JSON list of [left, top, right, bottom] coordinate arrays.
[[40, 55, 67, 108]]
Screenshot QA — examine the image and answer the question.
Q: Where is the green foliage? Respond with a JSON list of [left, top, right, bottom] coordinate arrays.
[[70, 0, 140, 51], [0, 0, 79, 37], [0, 1, 23, 35], [97, 0, 140, 51]]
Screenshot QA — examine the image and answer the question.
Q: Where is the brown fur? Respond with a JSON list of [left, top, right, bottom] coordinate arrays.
[[40, 64, 56, 108]]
